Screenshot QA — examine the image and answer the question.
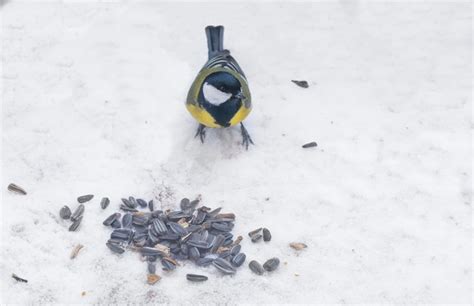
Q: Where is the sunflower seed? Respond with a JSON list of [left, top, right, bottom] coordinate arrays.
[[70, 204, 84, 221], [263, 257, 280, 271], [196, 257, 214, 266], [213, 258, 236, 274], [168, 222, 187, 236], [251, 234, 262, 243], [160, 233, 180, 241], [128, 196, 137, 207], [262, 228, 271, 242], [231, 253, 246, 267], [119, 204, 138, 212], [100, 197, 110, 209], [122, 213, 132, 228], [167, 211, 192, 221], [111, 229, 132, 241], [103, 213, 121, 226], [8, 183, 27, 195], [111, 219, 121, 228], [161, 258, 176, 271], [151, 218, 167, 235], [230, 244, 241, 255], [290, 242, 307, 250], [148, 200, 154, 211], [211, 222, 234, 232], [12, 273, 28, 283], [77, 194, 94, 203], [291, 80, 309, 88], [188, 246, 200, 261], [192, 210, 206, 225], [69, 216, 83, 231], [208, 207, 222, 218], [180, 198, 190, 210], [215, 213, 235, 220], [186, 274, 208, 282], [210, 234, 225, 253], [187, 240, 211, 249], [132, 213, 148, 226], [147, 273, 161, 285], [122, 198, 136, 209], [70, 244, 84, 259], [141, 247, 166, 257], [59, 206, 71, 219], [302, 141, 317, 148], [248, 228, 262, 237], [137, 198, 147, 208], [249, 260, 264, 275], [233, 235, 243, 245], [147, 262, 156, 274]]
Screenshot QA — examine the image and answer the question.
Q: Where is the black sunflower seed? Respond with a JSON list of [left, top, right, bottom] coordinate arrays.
[[122, 198, 136, 209], [103, 213, 121, 226], [12, 273, 28, 283], [122, 213, 132, 228], [263, 257, 280, 272], [106, 240, 125, 254], [100, 197, 110, 209], [180, 198, 190, 211], [132, 213, 148, 226], [147, 262, 156, 274], [8, 183, 27, 195], [119, 204, 138, 213], [168, 222, 187, 236], [137, 198, 147, 208], [249, 260, 264, 275], [161, 258, 176, 271], [231, 253, 246, 267], [291, 80, 309, 88], [59, 206, 71, 219], [77, 194, 94, 203], [187, 240, 211, 249], [210, 234, 225, 253], [69, 216, 83, 231], [251, 234, 262, 243], [151, 219, 168, 235], [230, 244, 241, 255], [248, 228, 262, 237], [262, 228, 271, 242], [111, 229, 132, 241], [213, 258, 236, 274], [70, 204, 85, 221], [188, 246, 200, 261], [111, 219, 121, 228], [302, 141, 318, 148], [186, 274, 208, 282], [148, 200, 154, 211]]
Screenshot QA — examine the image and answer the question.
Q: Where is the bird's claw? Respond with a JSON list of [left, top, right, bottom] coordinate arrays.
[[240, 123, 254, 150], [195, 124, 206, 143]]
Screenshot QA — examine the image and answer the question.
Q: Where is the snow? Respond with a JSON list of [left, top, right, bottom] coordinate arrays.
[[1, 1, 472, 304]]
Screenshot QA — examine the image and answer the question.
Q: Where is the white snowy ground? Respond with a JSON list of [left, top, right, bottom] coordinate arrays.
[[1, 1, 472, 304]]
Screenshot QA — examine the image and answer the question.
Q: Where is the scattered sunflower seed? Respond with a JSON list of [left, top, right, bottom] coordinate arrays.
[[248, 228, 262, 237], [291, 80, 309, 88], [213, 258, 236, 274], [137, 198, 147, 208], [231, 253, 246, 267], [12, 273, 28, 283], [290, 242, 307, 250], [106, 241, 125, 254], [147, 262, 156, 274], [263, 257, 280, 271], [103, 213, 121, 226], [262, 228, 271, 242], [70, 204, 85, 222], [251, 234, 262, 243], [249, 260, 264, 275], [59, 206, 71, 219], [100, 197, 110, 209], [69, 216, 83, 231], [70, 244, 84, 259], [77, 194, 94, 203], [8, 183, 27, 195], [302, 142, 318, 148], [186, 274, 208, 282]]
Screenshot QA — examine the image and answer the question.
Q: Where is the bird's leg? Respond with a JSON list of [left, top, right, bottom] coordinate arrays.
[[240, 123, 254, 150], [194, 124, 206, 143]]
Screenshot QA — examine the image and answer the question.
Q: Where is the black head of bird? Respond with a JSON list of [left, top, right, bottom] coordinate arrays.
[[186, 25, 254, 149]]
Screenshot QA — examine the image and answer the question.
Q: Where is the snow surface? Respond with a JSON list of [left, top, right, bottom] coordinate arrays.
[[1, 1, 472, 304]]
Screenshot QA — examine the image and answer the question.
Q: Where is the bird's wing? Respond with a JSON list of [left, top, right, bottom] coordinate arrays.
[[202, 51, 246, 78]]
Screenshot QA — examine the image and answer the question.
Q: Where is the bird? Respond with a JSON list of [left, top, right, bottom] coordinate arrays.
[[186, 25, 254, 149]]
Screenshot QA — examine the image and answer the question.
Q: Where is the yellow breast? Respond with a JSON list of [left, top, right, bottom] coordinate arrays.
[[186, 103, 251, 128]]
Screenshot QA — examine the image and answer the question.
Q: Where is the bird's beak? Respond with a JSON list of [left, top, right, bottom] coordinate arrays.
[[234, 92, 246, 100]]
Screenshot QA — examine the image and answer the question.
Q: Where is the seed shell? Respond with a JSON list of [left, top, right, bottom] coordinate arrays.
[[77, 194, 94, 203], [137, 198, 147, 208], [100, 197, 110, 209], [231, 253, 246, 267], [249, 260, 264, 275], [302, 141, 318, 148], [147, 274, 161, 285], [213, 258, 236, 274], [263, 257, 280, 271], [70, 204, 85, 221], [262, 228, 271, 242], [291, 80, 309, 88], [8, 183, 27, 195], [60, 206, 72, 219], [290, 242, 307, 250], [103, 213, 121, 226], [251, 234, 262, 243], [69, 216, 83, 231], [186, 274, 208, 282], [248, 228, 262, 237]]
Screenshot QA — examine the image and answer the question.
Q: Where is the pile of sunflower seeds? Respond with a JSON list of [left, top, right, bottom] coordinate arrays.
[[59, 194, 95, 231], [103, 196, 246, 283]]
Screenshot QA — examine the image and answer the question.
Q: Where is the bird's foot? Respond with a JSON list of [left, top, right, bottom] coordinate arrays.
[[194, 124, 206, 143], [240, 123, 254, 150]]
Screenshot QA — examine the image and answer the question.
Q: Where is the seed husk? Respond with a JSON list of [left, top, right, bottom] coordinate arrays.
[[232, 235, 243, 245], [208, 207, 222, 218], [147, 262, 156, 274], [69, 216, 83, 231], [291, 80, 309, 88], [168, 222, 187, 236], [180, 198, 190, 211], [70, 244, 84, 259], [12, 273, 28, 283], [132, 213, 148, 226], [77, 194, 94, 203], [211, 222, 234, 232], [188, 246, 200, 261], [103, 213, 121, 226], [70, 204, 85, 221], [230, 244, 241, 255], [147, 273, 161, 285], [8, 183, 27, 195], [122, 198, 136, 209], [59, 206, 72, 219], [210, 234, 225, 253], [187, 240, 211, 249], [248, 228, 262, 237], [215, 213, 235, 220], [106, 241, 125, 254], [231, 253, 246, 267], [148, 200, 154, 211], [290, 242, 307, 250], [137, 198, 147, 208], [262, 228, 271, 242], [119, 204, 138, 212], [161, 258, 176, 271], [251, 234, 262, 243], [100, 197, 110, 209], [213, 258, 236, 274], [249, 260, 264, 275], [302, 141, 317, 148], [186, 274, 208, 282], [263, 257, 280, 271]]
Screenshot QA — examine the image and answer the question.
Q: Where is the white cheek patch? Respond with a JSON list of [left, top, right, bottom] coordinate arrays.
[[203, 82, 232, 106]]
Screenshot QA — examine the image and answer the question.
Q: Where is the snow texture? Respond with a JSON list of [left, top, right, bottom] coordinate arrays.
[[1, 1, 472, 304]]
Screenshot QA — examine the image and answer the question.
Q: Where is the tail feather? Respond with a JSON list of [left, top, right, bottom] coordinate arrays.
[[205, 25, 224, 59]]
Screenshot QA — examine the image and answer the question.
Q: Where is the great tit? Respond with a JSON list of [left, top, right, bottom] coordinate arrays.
[[186, 25, 254, 149]]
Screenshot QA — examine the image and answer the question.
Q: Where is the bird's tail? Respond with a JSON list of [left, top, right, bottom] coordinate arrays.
[[205, 25, 224, 59]]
